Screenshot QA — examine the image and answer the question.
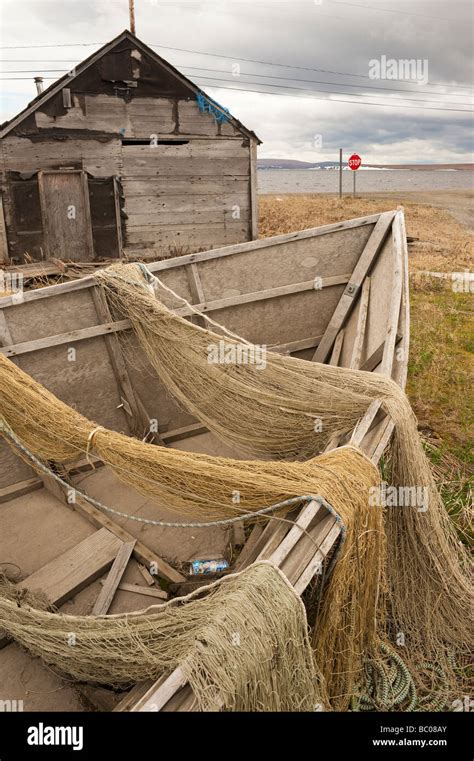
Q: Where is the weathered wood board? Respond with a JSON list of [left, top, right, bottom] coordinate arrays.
[[0, 210, 407, 489]]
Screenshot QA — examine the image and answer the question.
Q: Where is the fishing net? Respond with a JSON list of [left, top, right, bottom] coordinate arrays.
[[0, 351, 383, 707], [94, 263, 472, 702], [0, 259, 471, 710], [0, 562, 327, 712]]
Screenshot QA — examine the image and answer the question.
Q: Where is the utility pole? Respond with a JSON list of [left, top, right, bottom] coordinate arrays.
[[129, 0, 136, 34], [339, 148, 343, 198]]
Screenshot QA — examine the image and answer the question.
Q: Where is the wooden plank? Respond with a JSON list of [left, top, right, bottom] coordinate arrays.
[[0, 197, 9, 264], [38, 170, 94, 261], [0, 277, 349, 358], [0, 319, 131, 358], [99, 580, 168, 600], [294, 522, 341, 595], [270, 334, 322, 356], [138, 563, 156, 586], [90, 286, 151, 439], [0, 476, 43, 503], [249, 139, 258, 239], [267, 499, 321, 568], [185, 263, 206, 328], [131, 666, 188, 712], [329, 329, 344, 366], [18, 528, 123, 607], [0, 211, 383, 309], [174, 274, 350, 316], [349, 277, 370, 369], [233, 523, 264, 570], [280, 512, 336, 583], [69, 492, 185, 584], [360, 334, 402, 372], [312, 211, 395, 363], [114, 680, 155, 712], [352, 222, 404, 450], [161, 422, 207, 444], [92, 540, 136, 615], [380, 222, 404, 376]]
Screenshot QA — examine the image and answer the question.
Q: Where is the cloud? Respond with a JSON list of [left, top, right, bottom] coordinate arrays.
[[1, 0, 472, 163]]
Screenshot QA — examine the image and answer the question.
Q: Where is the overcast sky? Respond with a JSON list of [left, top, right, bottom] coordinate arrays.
[[0, 0, 473, 163]]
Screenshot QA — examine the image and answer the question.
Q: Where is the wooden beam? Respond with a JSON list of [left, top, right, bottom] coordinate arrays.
[[176, 274, 350, 316], [33, 470, 185, 584], [131, 665, 189, 712], [0, 277, 349, 358], [21, 528, 122, 607], [249, 140, 258, 239], [0, 476, 43, 503], [0, 213, 383, 309], [352, 219, 404, 450], [312, 211, 395, 363], [293, 522, 341, 595], [92, 540, 136, 615], [90, 286, 155, 440], [360, 334, 403, 372], [329, 329, 344, 366], [185, 263, 206, 328], [114, 680, 155, 712], [270, 334, 323, 355], [0, 319, 131, 358], [349, 277, 370, 369], [69, 492, 185, 584], [267, 499, 321, 568], [99, 580, 168, 601]]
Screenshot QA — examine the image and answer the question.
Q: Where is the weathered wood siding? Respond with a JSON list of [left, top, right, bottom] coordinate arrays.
[[0, 35, 257, 262]]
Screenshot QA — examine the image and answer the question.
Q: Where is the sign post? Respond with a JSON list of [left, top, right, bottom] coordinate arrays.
[[348, 153, 361, 197], [339, 149, 343, 198]]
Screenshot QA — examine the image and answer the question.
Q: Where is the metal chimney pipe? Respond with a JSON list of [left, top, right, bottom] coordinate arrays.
[[34, 76, 44, 95]]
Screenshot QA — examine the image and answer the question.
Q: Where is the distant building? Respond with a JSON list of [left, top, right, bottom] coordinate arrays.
[[0, 30, 261, 264]]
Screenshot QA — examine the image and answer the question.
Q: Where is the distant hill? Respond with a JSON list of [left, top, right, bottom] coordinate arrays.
[[257, 159, 474, 171]]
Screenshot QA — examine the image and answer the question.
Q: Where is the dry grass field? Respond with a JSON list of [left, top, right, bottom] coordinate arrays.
[[260, 194, 473, 530]]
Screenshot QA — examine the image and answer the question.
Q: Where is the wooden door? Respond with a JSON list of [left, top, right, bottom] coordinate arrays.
[[38, 170, 94, 261]]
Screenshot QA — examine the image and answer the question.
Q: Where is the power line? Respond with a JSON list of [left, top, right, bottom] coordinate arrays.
[[1, 73, 472, 112], [152, 43, 474, 91], [2, 64, 471, 105], [0, 40, 472, 91], [328, 0, 469, 22], [180, 65, 473, 101], [192, 78, 474, 112]]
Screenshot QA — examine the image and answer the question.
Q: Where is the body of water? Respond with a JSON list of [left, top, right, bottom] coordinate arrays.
[[258, 169, 474, 194]]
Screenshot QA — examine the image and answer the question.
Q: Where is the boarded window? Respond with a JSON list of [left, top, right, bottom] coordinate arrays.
[[11, 177, 42, 232], [88, 177, 121, 258]]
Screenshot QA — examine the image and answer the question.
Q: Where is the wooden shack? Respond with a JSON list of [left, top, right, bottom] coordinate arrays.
[[0, 30, 261, 265]]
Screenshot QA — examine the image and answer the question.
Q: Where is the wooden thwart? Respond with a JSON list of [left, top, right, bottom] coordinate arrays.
[[312, 211, 395, 363], [131, 497, 342, 712], [92, 540, 136, 615]]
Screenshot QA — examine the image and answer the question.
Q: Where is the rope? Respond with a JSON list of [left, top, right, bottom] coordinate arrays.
[[1, 417, 342, 531], [351, 643, 450, 712]]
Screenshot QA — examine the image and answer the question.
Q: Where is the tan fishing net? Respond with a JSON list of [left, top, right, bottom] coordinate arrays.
[[0, 351, 381, 708], [0, 562, 327, 712], [0, 260, 471, 710]]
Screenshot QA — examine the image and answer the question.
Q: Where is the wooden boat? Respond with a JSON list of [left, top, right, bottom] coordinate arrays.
[[0, 208, 409, 711]]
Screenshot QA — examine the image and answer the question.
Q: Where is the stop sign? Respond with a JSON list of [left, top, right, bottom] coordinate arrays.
[[348, 154, 361, 170]]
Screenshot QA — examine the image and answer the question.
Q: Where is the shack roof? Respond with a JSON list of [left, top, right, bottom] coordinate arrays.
[[0, 29, 261, 143]]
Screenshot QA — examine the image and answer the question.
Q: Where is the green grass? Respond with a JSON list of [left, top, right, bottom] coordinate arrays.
[[407, 286, 473, 543]]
